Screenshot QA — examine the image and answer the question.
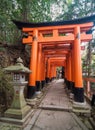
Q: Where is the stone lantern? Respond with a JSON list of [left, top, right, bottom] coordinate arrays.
[[2, 57, 32, 123]]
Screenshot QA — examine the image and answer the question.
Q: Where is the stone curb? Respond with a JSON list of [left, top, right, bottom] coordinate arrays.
[[24, 109, 42, 130], [89, 117, 95, 129], [39, 105, 72, 112], [71, 113, 89, 130]]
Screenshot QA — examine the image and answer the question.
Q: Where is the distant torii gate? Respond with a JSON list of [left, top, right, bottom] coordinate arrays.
[[13, 15, 95, 103]]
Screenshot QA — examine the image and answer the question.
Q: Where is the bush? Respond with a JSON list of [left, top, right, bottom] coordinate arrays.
[[0, 67, 14, 114]]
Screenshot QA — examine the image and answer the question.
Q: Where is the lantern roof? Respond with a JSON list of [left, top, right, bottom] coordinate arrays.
[[4, 57, 31, 73]]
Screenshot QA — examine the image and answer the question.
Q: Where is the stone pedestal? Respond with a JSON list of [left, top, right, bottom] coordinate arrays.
[[0, 81, 32, 127], [5, 82, 31, 119]]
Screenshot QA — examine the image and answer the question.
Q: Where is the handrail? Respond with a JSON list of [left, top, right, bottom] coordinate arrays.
[[83, 77, 95, 82], [83, 77, 95, 100], [83, 77, 95, 106]]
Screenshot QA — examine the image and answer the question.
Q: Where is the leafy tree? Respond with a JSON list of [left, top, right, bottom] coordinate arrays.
[[0, 0, 95, 45], [55, 0, 95, 20]]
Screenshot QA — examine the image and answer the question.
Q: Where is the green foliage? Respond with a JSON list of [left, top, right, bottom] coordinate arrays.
[[0, 68, 14, 113], [57, 67, 62, 72], [0, 0, 95, 45], [0, 47, 5, 52], [0, 68, 12, 91], [55, 0, 95, 20], [82, 40, 95, 77]]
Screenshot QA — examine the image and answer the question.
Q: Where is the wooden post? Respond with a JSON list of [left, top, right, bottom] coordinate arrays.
[[51, 65, 54, 80], [36, 43, 42, 92], [66, 55, 70, 89], [68, 54, 72, 81], [54, 66, 56, 79], [43, 55, 46, 82], [64, 61, 67, 83], [28, 29, 38, 98], [41, 53, 46, 88], [45, 57, 48, 83], [71, 46, 75, 92], [68, 53, 72, 89], [87, 81, 90, 98], [49, 64, 52, 81], [64, 59, 68, 87], [73, 26, 84, 102], [47, 58, 50, 82]]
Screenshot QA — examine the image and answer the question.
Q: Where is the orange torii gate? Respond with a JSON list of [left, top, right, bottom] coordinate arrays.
[[13, 15, 95, 103], [47, 57, 65, 80]]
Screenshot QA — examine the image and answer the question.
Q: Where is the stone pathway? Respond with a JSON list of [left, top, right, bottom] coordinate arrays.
[[24, 79, 89, 130], [39, 79, 72, 111], [0, 79, 92, 130], [31, 110, 88, 130]]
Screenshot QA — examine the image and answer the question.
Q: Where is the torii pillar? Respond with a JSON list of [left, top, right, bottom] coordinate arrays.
[[41, 53, 46, 88], [36, 43, 42, 92], [65, 57, 69, 88], [73, 26, 84, 102], [46, 58, 51, 83], [67, 53, 72, 90], [53, 66, 57, 79], [45, 57, 48, 83], [28, 29, 38, 98], [71, 46, 75, 93]]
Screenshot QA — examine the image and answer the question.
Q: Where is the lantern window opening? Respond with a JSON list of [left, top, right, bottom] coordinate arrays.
[[22, 75, 24, 79], [14, 73, 20, 81]]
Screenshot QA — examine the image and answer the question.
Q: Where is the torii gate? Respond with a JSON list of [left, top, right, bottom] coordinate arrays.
[[13, 15, 95, 103]]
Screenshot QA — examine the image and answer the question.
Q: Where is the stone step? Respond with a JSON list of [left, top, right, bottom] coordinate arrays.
[[73, 104, 91, 110], [73, 109, 91, 113], [39, 105, 72, 112], [73, 109, 91, 117], [73, 104, 91, 117]]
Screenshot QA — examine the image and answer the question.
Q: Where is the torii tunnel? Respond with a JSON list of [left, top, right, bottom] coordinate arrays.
[[13, 15, 95, 103]]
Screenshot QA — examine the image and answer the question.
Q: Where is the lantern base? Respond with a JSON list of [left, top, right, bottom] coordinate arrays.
[[4, 105, 31, 119], [0, 108, 33, 127]]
